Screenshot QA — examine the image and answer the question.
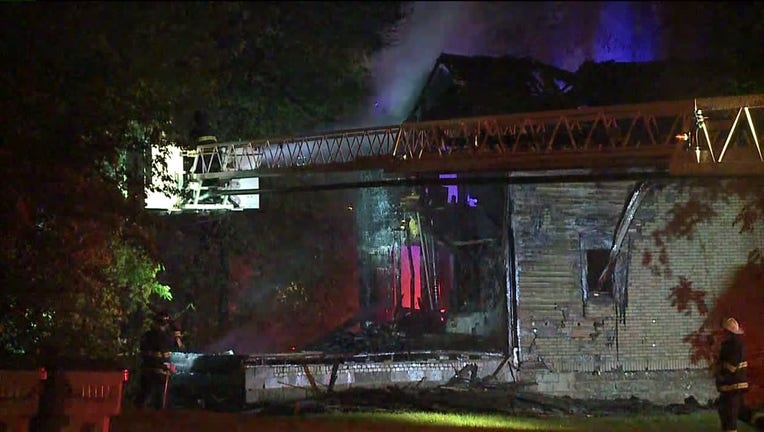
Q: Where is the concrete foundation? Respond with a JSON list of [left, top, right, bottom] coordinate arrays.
[[527, 368, 717, 406], [243, 352, 508, 403], [170, 351, 717, 407]]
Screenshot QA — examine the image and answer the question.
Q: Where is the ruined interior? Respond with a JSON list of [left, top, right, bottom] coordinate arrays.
[[307, 177, 509, 354]]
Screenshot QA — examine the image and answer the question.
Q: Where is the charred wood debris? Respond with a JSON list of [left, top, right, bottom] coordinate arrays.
[[304, 316, 494, 353], [305, 321, 409, 354]]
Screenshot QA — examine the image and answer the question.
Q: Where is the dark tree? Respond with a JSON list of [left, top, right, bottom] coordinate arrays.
[[0, 2, 406, 357]]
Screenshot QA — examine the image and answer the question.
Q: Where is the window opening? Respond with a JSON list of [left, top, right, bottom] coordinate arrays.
[[586, 249, 612, 297]]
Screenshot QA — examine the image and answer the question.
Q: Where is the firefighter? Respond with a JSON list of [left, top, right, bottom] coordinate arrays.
[[135, 310, 177, 410], [716, 317, 748, 432], [186, 110, 218, 175], [187, 109, 240, 207], [190, 110, 217, 146], [171, 319, 184, 351]]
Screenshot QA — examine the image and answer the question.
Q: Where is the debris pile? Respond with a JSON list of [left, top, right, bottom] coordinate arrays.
[[304, 322, 408, 354], [304, 320, 496, 354]]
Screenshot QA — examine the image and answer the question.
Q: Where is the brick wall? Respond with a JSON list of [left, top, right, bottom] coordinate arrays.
[[619, 183, 762, 371], [531, 370, 718, 405], [512, 181, 763, 376], [511, 181, 633, 372]]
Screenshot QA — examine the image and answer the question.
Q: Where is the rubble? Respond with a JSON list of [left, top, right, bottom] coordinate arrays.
[[304, 322, 408, 354], [304, 319, 496, 354]]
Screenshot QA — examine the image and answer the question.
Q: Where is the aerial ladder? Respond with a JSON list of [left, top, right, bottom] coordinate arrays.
[[145, 93, 764, 213]]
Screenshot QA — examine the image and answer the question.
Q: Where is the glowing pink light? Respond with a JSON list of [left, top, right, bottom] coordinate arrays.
[[400, 245, 422, 310]]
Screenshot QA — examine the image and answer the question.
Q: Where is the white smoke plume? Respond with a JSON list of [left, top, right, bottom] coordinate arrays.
[[355, 1, 669, 128]]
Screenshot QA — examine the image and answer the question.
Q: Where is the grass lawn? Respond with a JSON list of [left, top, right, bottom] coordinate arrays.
[[317, 410, 759, 431], [113, 408, 760, 431]]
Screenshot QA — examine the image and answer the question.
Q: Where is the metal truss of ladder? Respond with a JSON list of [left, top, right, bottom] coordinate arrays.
[[186, 94, 764, 180]]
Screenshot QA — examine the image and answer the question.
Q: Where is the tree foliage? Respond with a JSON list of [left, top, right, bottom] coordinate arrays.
[[0, 2, 405, 358]]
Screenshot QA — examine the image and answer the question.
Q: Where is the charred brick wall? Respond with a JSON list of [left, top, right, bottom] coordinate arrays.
[[511, 181, 633, 373], [512, 181, 762, 378]]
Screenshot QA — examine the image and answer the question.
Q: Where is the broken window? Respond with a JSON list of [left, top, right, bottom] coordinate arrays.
[[578, 232, 614, 304], [585, 249, 612, 297]]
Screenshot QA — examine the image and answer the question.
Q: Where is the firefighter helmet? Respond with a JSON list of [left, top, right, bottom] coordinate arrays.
[[154, 310, 172, 324], [722, 317, 744, 335]]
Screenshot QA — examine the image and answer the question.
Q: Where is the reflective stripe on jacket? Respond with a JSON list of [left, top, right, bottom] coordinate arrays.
[[716, 334, 747, 393]]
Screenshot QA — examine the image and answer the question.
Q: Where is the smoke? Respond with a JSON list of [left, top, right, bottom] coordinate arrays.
[[363, 1, 471, 126], [357, 1, 668, 128]]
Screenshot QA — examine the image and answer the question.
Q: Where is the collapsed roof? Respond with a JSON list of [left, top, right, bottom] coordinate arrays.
[[408, 54, 757, 122]]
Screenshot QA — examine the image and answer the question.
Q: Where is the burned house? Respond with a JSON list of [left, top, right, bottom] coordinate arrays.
[[377, 54, 764, 404], [165, 54, 764, 407]]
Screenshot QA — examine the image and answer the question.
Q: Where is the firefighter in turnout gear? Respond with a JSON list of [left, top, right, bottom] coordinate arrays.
[[184, 110, 216, 175], [190, 110, 217, 146], [171, 319, 184, 350], [135, 310, 177, 410], [716, 317, 748, 432]]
